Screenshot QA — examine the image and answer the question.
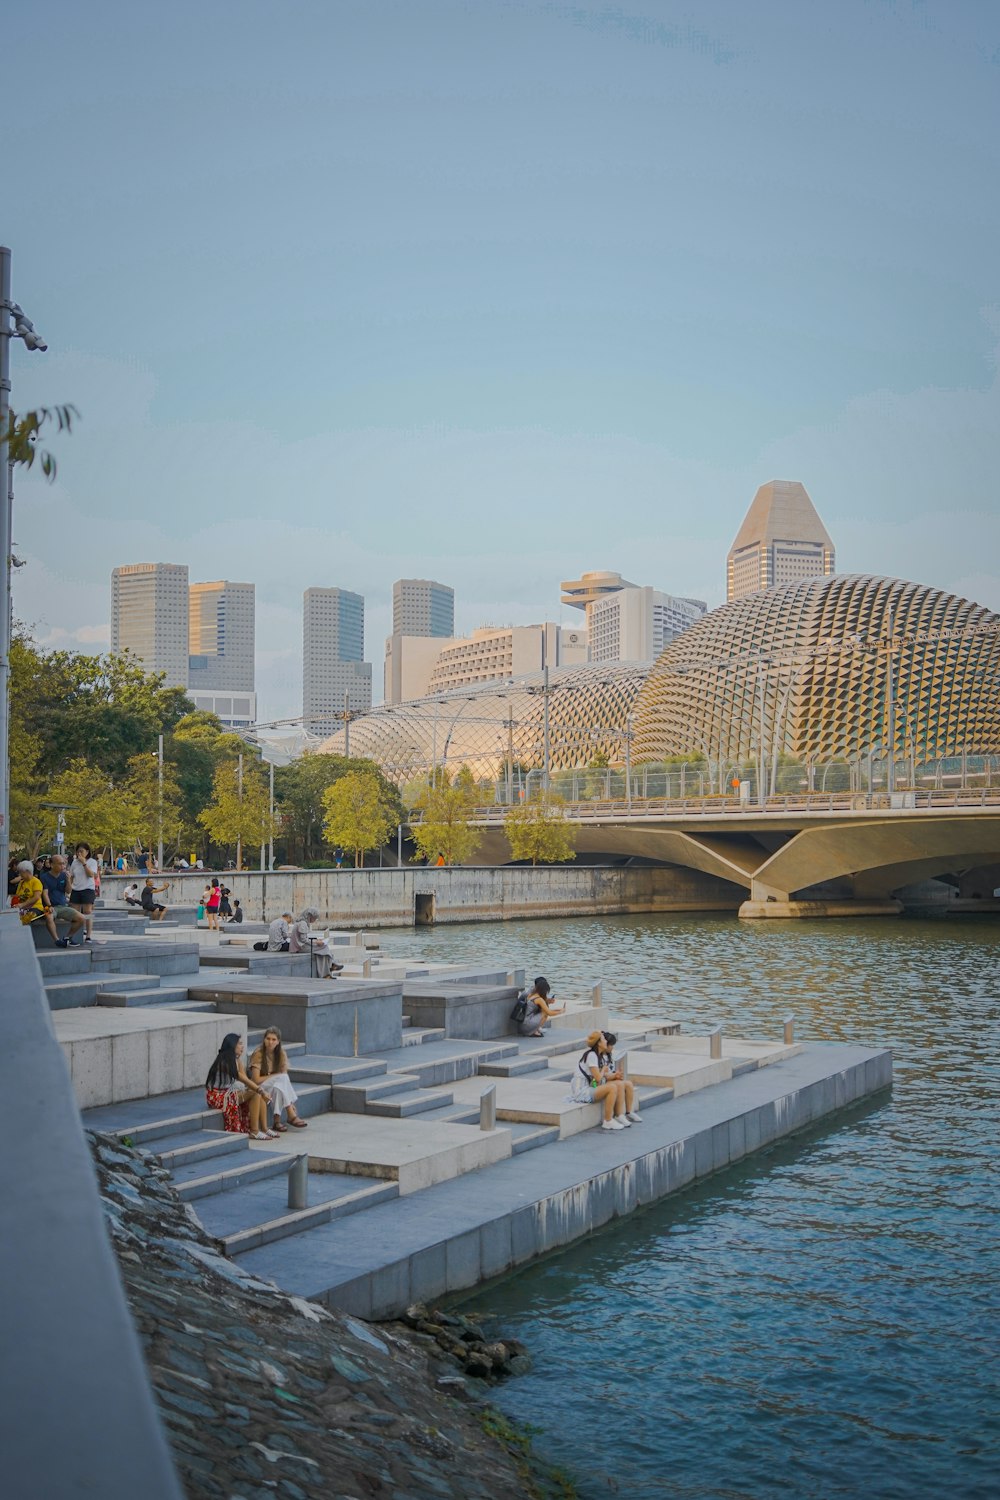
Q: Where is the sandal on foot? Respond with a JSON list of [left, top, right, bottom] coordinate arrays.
[[288, 1116, 308, 1128], [529, 1031, 545, 1038], [252, 1131, 269, 1141], [272, 1120, 288, 1132]]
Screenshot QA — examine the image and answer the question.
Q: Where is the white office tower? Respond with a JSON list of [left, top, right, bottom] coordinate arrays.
[[392, 578, 455, 637], [303, 587, 373, 736], [727, 480, 835, 601], [427, 623, 587, 694], [111, 563, 189, 688], [588, 588, 706, 664]]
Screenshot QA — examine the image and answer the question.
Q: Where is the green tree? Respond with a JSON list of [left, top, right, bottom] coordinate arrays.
[[45, 759, 138, 857], [199, 760, 278, 869], [322, 770, 397, 867], [7, 404, 78, 481], [408, 766, 482, 866], [9, 629, 194, 783], [169, 711, 247, 831], [276, 753, 401, 864], [504, 793, 577, 866], [122, 753, 187, 858]]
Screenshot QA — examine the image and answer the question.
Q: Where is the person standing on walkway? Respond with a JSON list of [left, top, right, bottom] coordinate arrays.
[[66, 842, 99, 942], [218, 884, 233, 920], [205, 878, 222, 931]]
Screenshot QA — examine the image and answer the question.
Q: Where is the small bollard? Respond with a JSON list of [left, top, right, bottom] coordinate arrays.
[[287, 1154, 308, 1211], [783, 1015, 795, 1044], [618, 1050, 629, 1080], [361, 957, 372, 978], [480, 1084, 497, 1131], [506, 971, 516, 987], [708, 1025, 723, 1060], [591, 981, 603, 1008]]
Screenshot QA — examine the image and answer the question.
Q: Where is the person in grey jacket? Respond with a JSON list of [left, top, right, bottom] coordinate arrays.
[[267, 912, 293, 951]]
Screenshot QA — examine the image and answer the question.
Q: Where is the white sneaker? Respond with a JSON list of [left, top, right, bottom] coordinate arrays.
[[628, 1112, 643, 1123], [601, 1118, 625, 1131], [616, 1116, 632, 1127]]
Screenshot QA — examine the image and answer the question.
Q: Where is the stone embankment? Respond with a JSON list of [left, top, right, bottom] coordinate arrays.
[[89, 1131, 571, 1500]]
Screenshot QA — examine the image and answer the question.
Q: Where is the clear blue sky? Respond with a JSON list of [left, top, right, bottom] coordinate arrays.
[[8, 0, 999, 720]]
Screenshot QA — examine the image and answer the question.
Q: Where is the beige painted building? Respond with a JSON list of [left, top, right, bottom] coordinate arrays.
[[727, 480, 835, 601], [110, 562, 189, 688]]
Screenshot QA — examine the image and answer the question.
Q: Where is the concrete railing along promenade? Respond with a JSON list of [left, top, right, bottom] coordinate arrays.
[[463, 786, 1000, 823]]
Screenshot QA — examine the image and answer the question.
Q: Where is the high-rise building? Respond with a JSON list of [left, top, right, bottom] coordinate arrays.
[[111, 563, 189, 688], [589, 588, 706, 664], [427, 623, 588, 694], [727, 480, 835, 601], [303, 587, 373, 736], [392, 578, 454, 638], [188, 580, 255, 693], [560, 570, 637, 613]]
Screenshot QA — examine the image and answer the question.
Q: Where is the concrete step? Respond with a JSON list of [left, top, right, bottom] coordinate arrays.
[[478, 1056, 551, 1078], [246, 1031, 307, 1057], [95, 986, 193, 1008], [289, 1055, 388, 1087], [400, 1027, 446, 1047], [330, 1074, 421, 1111], [210, 1178, 401, 1257], [155, 1129, 249, 1169], [43, 973, 143, 1009], [511, 1123, 561, 1155], [170, 1151, 293, 1202], [364, 1086, 455, 1119], [82, 1080, 331, 1145], [36, 949, 92, 977]]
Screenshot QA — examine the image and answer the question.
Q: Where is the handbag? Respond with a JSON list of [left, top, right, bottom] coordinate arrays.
[[510, 991, 529, 1023]]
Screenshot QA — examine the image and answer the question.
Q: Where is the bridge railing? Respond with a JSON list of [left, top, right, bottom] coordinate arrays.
[[461, 785, 1000, 822]]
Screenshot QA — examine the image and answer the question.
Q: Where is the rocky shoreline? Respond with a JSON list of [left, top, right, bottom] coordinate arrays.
[[89, 1132, 575, 1499]]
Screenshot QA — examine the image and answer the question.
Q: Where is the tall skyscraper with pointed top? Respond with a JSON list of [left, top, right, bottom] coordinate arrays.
[[727, 481, 835, 601]]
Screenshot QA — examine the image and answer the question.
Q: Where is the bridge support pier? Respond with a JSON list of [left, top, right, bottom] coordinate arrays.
[[739, 896, 903, 920]]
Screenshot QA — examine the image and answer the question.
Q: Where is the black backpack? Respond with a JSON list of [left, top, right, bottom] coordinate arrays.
[[510, 990, 529, 1023]]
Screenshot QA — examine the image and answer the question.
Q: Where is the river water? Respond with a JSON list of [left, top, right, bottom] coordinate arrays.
[[379, 913, 999, 1499]]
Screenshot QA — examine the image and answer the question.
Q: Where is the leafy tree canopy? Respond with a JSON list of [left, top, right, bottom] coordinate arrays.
[[504, 793, 577, 866], [409, 766, 481, 866], [277, 753, 401, 864], [322, 770, 397, 867]]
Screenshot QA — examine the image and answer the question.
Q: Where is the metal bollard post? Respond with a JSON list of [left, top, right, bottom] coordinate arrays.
[[480, 1084, 497, 1131], [361, 957, 372, 978], [618, 1050, 629, 1080], [591, 981, 603, 1009], [708, 1025, 723, 1060], [506, 971, 516, 987], [783, 1015, 795, 1044], [287, 1154, 308, 1211]]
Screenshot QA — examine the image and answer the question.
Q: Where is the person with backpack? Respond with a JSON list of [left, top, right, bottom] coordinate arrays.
[[515, 976, 566, 1037], [601, 1032, 642, 1124], [569, 1030, 637, 1132]]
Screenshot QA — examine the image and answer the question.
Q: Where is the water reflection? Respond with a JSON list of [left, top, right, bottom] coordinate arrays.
[[382, 913, 1000, 1499]]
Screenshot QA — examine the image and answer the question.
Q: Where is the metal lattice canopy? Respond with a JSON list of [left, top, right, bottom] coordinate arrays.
[[317, 662, 651, 783], [633, 574, 1000, 765]]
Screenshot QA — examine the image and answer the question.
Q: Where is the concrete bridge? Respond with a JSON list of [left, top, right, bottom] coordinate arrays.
[[468, 789, 1000, 917]]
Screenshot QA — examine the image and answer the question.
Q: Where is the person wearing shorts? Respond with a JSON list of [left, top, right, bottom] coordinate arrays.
[[140, 878, 169, 921], [67, 842, 99, 942]]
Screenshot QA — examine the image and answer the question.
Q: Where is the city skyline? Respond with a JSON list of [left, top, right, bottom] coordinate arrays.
[[8, 1, 998, 722]]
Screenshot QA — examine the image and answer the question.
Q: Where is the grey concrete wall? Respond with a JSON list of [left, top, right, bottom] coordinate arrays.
[[98, 864, 744, 927], [0, 915, 184, 1499]]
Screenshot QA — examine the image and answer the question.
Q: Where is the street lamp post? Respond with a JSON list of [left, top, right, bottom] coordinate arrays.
[[0, 246, 48, 877]]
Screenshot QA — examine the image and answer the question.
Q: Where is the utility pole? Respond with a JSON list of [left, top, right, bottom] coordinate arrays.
[[157, 734, 164, 873], [885, 606, 895, 795], [268, 760, 274, 871], [624, 713, 633, 811], [236, 751, 243, 871], [542, 665, 550, 795], [0, 247, 48, 879], [507, 708, 514, 806], [755, 659, 767, 808], [343, 689, 350, 758]]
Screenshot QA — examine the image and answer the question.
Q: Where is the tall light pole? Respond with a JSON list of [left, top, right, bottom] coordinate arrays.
[[0, 247, 48, 878]]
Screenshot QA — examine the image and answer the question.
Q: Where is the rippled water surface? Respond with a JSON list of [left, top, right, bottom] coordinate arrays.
[[380, 914, 999, 1499]]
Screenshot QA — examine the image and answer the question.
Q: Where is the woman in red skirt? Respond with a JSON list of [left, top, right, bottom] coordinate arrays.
[[205, 1032, 275, 1138]]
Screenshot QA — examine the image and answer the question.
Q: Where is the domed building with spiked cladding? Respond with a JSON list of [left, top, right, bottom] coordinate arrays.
[[632, 574, 1000, 773]]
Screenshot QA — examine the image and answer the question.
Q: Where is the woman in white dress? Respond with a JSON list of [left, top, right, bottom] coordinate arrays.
[[249, 1027, 308, 1130]]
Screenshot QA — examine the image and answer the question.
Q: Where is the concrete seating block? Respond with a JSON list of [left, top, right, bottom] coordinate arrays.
[[446, 1074, 602, 1138], [186, 976, 403, 1055], [625, 1050, 733, 1094], [250, 1113, 511, 1194], [401, 982, 520, 1040], [111, 1030, 151, 1104], [649, 1034, 803, 1066], [53, 1008, 246, 1108]]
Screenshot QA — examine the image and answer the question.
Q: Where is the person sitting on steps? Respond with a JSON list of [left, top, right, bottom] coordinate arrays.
[[249, 1026, 308, 1131], [601, 1032, 642, 1124], [204, 1033, 276, 1139], [140, 877, 169, 920], [517, 976, 566, 1037], [289, 908, 343, 979], [570, 1030, 635, 1132]]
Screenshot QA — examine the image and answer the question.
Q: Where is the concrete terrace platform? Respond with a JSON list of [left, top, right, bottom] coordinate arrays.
[[53, 1007, 246, 1108], [185, 974, 404, 1053], [648, 1034, 804, 1067], [250, 1113, 512, 1193], [234, 1040, 892, 1319]]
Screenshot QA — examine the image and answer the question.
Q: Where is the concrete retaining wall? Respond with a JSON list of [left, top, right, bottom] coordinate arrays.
[[98, 864, 744, 927]]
